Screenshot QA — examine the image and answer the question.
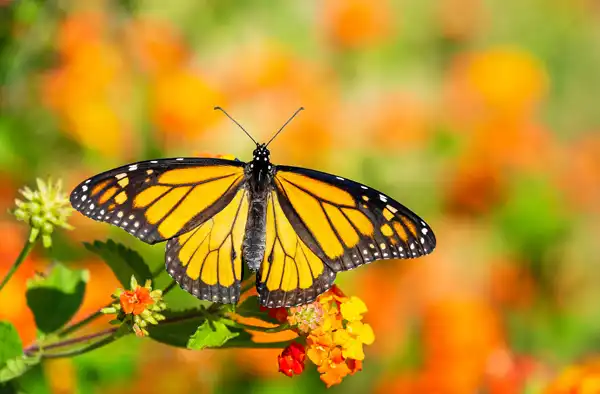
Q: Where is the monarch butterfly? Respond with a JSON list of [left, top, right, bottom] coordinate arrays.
[[70, 108, 436, 308]]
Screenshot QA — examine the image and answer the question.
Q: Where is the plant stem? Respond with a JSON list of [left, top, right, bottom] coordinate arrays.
[[24, 327, 117, 356], [221, 340, 291, 349], [0, 235, 35, 293], [226, 320, 291, 333], [25, 305, 291, 358], [57, 301, 112, 338], [42, 334, 117, 359], [162, 279, 177, 296]]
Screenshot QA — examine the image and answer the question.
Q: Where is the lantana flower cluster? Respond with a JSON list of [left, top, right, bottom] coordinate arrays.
[[273, 285, 375, 387], [102, 276, 166, 337]]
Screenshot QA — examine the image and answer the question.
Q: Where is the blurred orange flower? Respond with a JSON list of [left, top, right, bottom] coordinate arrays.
[[419, 297, 502, 393], [322, 0, 393, 48], [127, 18, 188, 75], [444, 154, 505, 216], [437, 0, 486, 41], [368, 95, 431, 151], [151, 68, 225, 142], [544, 358, 600, 394], [559, 132, 600, 213], [446, 47, 548, 121], [488, 259, 535, 308], [42, 11, 132, 158]]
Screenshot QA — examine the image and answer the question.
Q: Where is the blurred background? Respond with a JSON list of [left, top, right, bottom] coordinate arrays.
[[1, 0, 600, 393]]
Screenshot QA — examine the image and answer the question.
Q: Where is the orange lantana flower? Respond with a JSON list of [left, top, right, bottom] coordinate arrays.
[[279, 285, 375, 387], [120, 285, 154, 315], [102, 276, 166, 337]]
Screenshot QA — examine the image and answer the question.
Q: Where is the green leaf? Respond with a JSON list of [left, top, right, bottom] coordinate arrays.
[[25, 264, 88, 334], [0, 322, 22, 368], [0, 355, 40, 383], [147, 309, 206, 348], [187, 319, 239, 350], [235, 296, 281, 325], [84, 240, 152, 287]]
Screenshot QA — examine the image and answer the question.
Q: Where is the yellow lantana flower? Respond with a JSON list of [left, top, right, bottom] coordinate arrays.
[[340, 296, 368, 321]]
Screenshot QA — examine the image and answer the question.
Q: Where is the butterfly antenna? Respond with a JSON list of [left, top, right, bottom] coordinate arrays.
[[214, 106, 258, 145], [266, 107, 304, 147]]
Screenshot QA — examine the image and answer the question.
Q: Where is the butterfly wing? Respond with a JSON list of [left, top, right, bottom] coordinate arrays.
[[273, 165, 436, 272], [165, 187, 249, 303], [256, 190, 336, 307], [70, 158, 246, 244]]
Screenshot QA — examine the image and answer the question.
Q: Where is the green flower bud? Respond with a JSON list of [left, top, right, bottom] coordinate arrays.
[[31, 215, 44, 228], [13, 209, 27, 221], [29, 202, 41, 214], [12, 178, 74, 248], [41, 222, 53, 234]]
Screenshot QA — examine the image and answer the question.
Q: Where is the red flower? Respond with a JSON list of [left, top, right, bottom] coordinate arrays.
[[278, 342, 306, 377], [260, 306, 288, 323], [119, 286, 154, 315]]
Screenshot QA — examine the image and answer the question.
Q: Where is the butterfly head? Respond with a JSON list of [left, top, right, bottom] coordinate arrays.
[[247, 143, 273, 191], [253, 143, 271, 163]]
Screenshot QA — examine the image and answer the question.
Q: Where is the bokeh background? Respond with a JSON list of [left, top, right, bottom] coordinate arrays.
[[1, 0, 600, 393]]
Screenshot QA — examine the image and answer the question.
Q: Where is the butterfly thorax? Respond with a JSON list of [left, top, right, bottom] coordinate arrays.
[[242, 144, 275, 272]]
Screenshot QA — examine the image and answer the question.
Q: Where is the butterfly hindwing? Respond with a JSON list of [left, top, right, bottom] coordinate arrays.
[[256, 191, 337, 308], [165, 187, 249, 303], [70, 158, 245, 244], [273, 165, 436, 272]]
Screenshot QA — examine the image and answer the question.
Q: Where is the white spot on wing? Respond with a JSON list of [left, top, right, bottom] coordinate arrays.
[[176, 158, 184, 161], [82, 185, 88, 192], [422, 228, 428, 235], [336, 176, 344, 180], [379, 194, 388, 202], [128, 165, 137, 171], [361, 185, 368, 190]]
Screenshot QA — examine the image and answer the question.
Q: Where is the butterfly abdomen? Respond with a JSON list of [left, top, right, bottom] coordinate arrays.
[[242, 190, 269, 272]]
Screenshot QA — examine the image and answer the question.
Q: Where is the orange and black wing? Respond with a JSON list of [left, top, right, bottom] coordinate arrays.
[[273, 165, 436, 272], [256, 191, 336, 307], [165, 187, 249, 303], [70, 158, 245, 244]]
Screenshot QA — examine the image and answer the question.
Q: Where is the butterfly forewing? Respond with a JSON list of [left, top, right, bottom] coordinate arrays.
[[273, 165, 436, 272], [70, 158, 245, 244]]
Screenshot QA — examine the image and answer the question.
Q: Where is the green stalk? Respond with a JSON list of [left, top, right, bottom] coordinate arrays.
[[41, 335, 117, 359], [226, 320, 291, 333], [0, 234, 35, 293]]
